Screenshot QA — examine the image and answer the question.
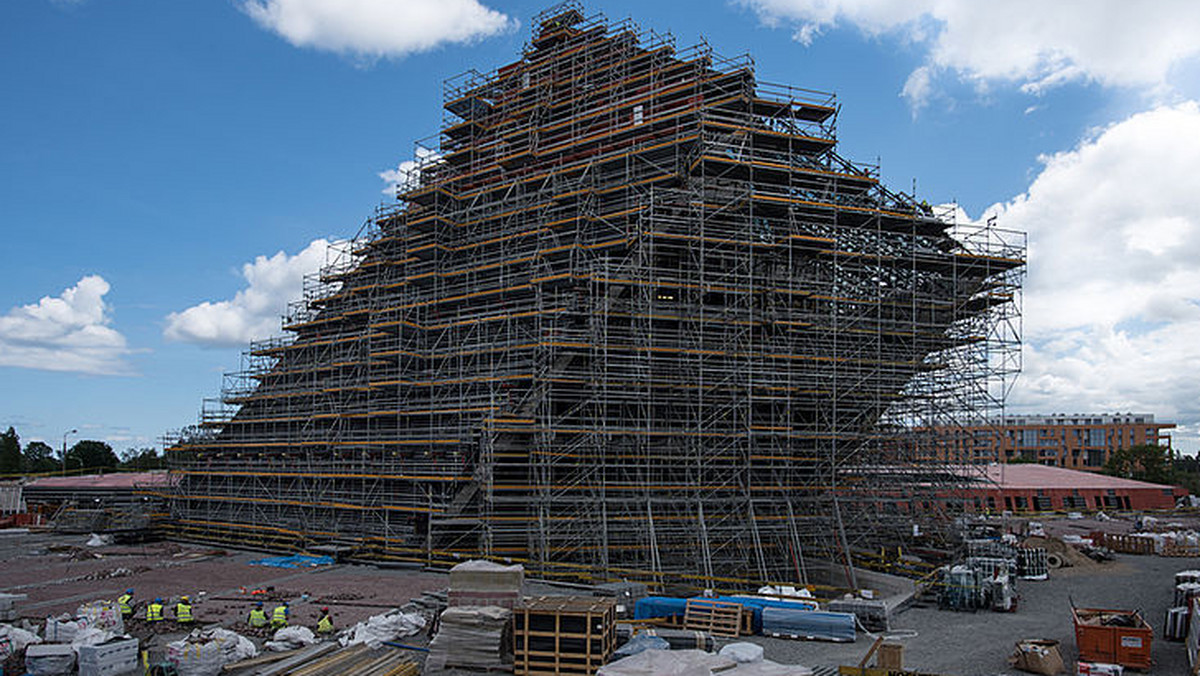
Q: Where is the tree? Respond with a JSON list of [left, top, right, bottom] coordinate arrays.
[[1171, 455, 1200, 496], [1005, 452, 1038, 464], [1104, 443, 1172, 484], [22, 441, 58, 473], [0, 427, 20, 474], [120, 447, 163, 470], [65, 440, 119, 470]]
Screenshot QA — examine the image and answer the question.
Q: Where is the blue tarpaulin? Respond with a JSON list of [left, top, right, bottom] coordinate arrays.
[[633, 595, 822, 635], [248, 554, 334, 568], [633, 596, 689, 621]]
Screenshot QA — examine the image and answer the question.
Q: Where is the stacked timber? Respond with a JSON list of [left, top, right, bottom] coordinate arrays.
[[425, 606, 512, 672], [222, 643, 418, 676], [448, 559, 524, 609]]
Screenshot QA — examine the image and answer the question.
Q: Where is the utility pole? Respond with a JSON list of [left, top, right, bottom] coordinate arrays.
[[61, 428, 77, 476]]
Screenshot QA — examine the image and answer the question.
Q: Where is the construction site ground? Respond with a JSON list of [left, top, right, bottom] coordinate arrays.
[[1, 522, 1195, 675]]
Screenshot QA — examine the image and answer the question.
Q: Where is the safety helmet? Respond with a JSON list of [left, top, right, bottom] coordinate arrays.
[[181, 596, 189, 602], [155, 598, 163, 603], [256, 601, 263, 608], [126, 589, 134, 594], [321, 607, 329, 613]]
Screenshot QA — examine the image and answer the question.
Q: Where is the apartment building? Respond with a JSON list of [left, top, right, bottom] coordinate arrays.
[[929, 413, 1175, 470]]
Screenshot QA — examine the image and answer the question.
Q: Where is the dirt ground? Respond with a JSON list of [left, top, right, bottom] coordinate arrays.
[[0, 531, 446, 630], [3, 518, 1198, 675]]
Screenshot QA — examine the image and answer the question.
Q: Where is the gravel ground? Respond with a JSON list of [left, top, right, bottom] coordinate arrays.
[[736, 553, 1193, 675]]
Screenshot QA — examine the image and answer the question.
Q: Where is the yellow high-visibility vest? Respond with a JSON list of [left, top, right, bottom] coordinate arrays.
[[117, 594, 132, 616], [248, 609, 268, 627], [317, 615, 333, 633], [271, 605, 288, 626], [146, 603, 163, 622], [176, 602, 193, 623]]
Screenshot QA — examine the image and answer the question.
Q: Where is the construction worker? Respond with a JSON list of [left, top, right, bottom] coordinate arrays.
[[271, 601, 289, 628], [316, 607, 334, 634], [248, 602, 268, 628], [175, 595, 193, 624], [146, 597, 164, 623], [117, 589, 134, 618]]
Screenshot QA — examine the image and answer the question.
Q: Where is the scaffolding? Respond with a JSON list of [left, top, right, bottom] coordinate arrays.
[[166, 3, 1024, 586]]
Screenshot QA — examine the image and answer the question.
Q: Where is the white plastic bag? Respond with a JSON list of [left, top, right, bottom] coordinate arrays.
[[0, 622, 43, 655], [338, 610, 425, 648], [719, 642, 765, 663], [265, 625, 318, 651]]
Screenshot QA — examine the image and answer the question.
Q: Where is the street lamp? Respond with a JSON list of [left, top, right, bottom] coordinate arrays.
[[62, 428, 77, 476]]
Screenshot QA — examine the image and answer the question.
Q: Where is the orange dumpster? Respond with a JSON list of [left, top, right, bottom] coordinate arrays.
[[1072, 607, 1152, 670]]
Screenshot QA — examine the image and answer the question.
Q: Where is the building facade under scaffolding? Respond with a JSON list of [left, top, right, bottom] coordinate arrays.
[[166, 4, 1024, 585]]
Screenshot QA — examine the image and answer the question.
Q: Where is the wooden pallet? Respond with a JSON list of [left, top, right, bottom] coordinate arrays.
[[683, 598, 743, 638], [1090, 532, 1155, 555], [1162, 541, 1200, 557]]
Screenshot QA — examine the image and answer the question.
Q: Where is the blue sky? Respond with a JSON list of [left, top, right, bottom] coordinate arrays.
[[3, 0, 1200, 455]]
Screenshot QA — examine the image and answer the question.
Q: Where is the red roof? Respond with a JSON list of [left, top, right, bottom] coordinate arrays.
[[981, 464, 1178, 491], [25, 472, 175, 490]]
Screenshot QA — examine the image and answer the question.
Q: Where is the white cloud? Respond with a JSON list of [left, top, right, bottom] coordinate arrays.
[[379, 146, 441, 195], [0, 275, 133, 376], [742, 1, 1200, 106], [241, 0, 515, 59], [164, 239, 333, 347], [979, 101, 1200, 450]]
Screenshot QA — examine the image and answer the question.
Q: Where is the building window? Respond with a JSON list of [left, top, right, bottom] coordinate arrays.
[[1086, 450, 1105, 467], [1020, 429, 1038, 447], [1088, 428, 1106, 446]]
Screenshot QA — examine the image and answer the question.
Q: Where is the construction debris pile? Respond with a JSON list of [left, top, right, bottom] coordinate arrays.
[[0, 598, 137, 676], [933, 517, 1132, 614], [167, 627, 258, 676]]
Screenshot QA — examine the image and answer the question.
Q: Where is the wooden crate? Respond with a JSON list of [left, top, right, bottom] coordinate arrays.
[[877, 642, 903, 669], [683, 598, 743, 638], [513, 596, 616, 676]]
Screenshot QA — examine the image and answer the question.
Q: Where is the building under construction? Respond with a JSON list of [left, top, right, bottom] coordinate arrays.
[[166, 4, 1024, 585]]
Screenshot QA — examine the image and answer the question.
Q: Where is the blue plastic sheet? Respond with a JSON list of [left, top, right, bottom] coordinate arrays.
[[761, 607, 856, 642], [716, 595, 818, 634], [633, 595, 822, 635], [248, 554, 334, 568], [612, 633, 670, 659], [633, 596, 689, 621]]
